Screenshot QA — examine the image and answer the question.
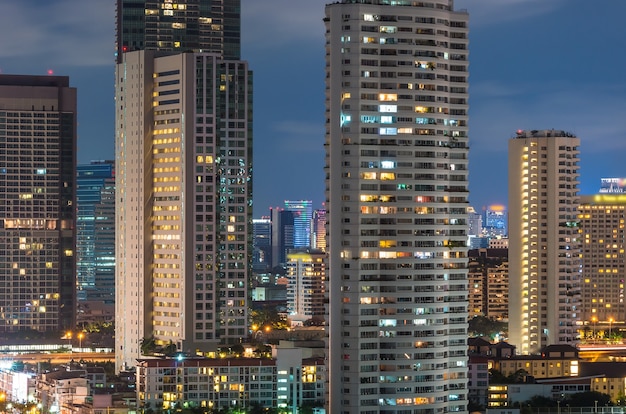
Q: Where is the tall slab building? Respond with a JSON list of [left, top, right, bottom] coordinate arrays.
[[0, 75, 77, 332], [115, 1, 251, 372], [508, 129, 581, 355], [324, 2, 470, 412]]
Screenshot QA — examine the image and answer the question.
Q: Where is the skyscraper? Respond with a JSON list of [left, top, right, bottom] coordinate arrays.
[[116, 0, 241, 63], [270, 207, 295, 268], [115, 0, 251, 372], [508, 129, 581, 354], [578, 193, 626, 338], [468, 248, 509, 320], [284, 200, 313, 249], [76, 161, 115, 304], [116, 50, 252, 371], [0, 75, 77, 332], [324, 2, 470, 412]]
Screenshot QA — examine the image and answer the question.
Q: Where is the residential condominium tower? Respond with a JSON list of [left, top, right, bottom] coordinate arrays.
[[578, 193, 626, 337], [115, 0, 251, 372], [116, 50, 252, 371], [0, 75, 77, 332], [325, 1, 470, 413], [508, 129, 581, 354]]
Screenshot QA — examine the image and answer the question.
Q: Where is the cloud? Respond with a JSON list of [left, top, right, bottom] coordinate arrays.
[[272, 120, 325, 152], [0, 0, 113, 68], [469, 80, 626, 153], [455, 0, 565, 26], [242, 0, 330, 50]]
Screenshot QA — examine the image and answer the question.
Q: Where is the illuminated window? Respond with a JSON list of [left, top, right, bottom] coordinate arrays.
[[379, 128, 397, 135], [361, 172, 377, 180], [379, 93, 397, 102], [379, 105, 397, 113]]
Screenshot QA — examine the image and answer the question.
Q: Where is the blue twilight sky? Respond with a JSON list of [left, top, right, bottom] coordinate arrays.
[[1, 0, 626, 217]]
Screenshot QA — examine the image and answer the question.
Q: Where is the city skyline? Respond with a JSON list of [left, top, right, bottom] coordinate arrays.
[[1, 0, 626, 215]]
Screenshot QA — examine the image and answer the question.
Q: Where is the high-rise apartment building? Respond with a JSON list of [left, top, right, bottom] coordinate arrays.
[[325, 2, 470, 412], [0, 75, 77, 332], [508, 129, 581, 354], [76, 161, 115, 304], [115, 0, 251, 372], [468, 248, 509, 320], [578, 194, 626, 335], [116, 0, 241, 63], [116, 50, 252, 371], [285, 249, 326, 326]]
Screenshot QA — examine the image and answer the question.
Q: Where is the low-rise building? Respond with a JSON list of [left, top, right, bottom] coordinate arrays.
[[493, 345, 580, 379], [488, 377, 592, 408], [36, 370, 90, 414], [137, 350, 325, 413], [469, 355, 489, 408]]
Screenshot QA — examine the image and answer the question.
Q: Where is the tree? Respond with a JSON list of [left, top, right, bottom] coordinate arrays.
[[567, 391, 612, 407], [140, 336, 157, 355], [526, 395, 557, 408], [469, 316, 507, 339]]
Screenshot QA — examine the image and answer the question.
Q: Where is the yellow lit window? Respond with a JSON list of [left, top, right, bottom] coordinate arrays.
[[379, 93, 397, 101]]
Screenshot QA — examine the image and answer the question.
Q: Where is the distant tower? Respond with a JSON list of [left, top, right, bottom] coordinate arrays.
[[599, 178, 626, 193], [252, 217, 272, 274], [467, 206, 483, 237], [578, 193, 626, 336], [484, 204, 507, 236], [508, 129, 581, 354], [0, 74, 77, 332], [285, 249, 326, 326], [284, 200, 313, 248], [270, 208, 295, 268], [325, 1, 470, 412], [312, 208, 327, 251], [76, 161, 116, 304]]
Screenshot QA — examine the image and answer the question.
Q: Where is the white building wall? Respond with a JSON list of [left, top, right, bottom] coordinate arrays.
[[508, 130, 581, 354], [325, 2, 470, 413]]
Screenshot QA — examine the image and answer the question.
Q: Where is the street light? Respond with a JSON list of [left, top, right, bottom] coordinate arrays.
[[609, 317, 614, 341], [77, 332, 84, 351]]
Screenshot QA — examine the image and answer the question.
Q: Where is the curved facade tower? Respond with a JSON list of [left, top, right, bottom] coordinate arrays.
[[324, 1, 470, 412]]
